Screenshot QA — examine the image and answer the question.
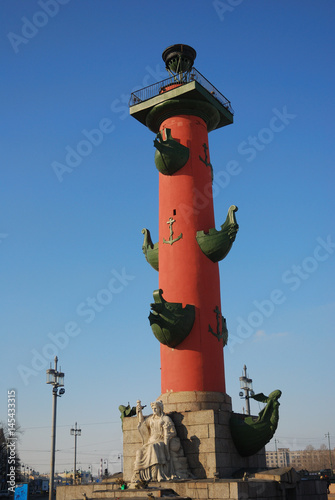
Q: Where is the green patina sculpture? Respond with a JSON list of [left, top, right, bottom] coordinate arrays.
[[196, 205, 239, 263], [199, 142, 213, 181], [149, 289, 195, 348], [229, 389, 282, 457], [142, 228, 159, 271], [208, 306, 228, 345], [154, 128, 189, 175], [118, 403, 137, 428]]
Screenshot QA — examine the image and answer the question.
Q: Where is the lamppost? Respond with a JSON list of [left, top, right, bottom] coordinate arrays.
[[325, 432, 333, 475], [70, 423, 81, 484], [21, 463, 27, 482], [239, 364, 254, 415], [46, 356, 65, 500], [275, 438, 279, 467], [118, 454, 123, 472], [88, 465, 92, 483]]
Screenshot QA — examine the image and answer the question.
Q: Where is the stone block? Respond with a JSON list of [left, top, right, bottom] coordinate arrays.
[[182, 409, 215, 426], [123, 456, 135, 481], [122, 417, 138, 431], [170, 482, 187, 497], [196, 392, 227, 403], [218, 409, 231, 425], [184, 486, 209, 498], [216, 452, 234, 469], [176, 402, 204, 412], [216, 451, 232, 467], [244, 480, 270, 499], [198, 437, 216, 453], [200, 402, 221, 411], [208, 423, 230, 439], [123, 428, 142, 445], [246, 453, 258, 468], [186, 423, 210, 439], [204, 451, 217, 470], [160, 390, 230, 404], [192, 467, 207, 479], [186, 452, 204, 468], [192, 482, 208, 489], [221, 401, 233, 411], [208, 481, 230, 499], [94, 484, 107, 491], [160, 391, 199, 403]]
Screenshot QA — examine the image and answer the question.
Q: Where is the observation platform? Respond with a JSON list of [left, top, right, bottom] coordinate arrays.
[[129, 68, 234, 132]]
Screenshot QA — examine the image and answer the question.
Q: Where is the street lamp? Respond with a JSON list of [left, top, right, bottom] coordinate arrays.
[[88, 465, 92, 483], [118, 454, 123, 472], [239, 364, 254, 415], [70, 423, 81, 484], [21, 464, 26, 482], [46, 356, 65, 500], [275, 438, 279, 467]]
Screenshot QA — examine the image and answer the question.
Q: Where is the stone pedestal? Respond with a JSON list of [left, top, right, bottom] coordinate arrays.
[[56, 474, 328, 500], [123, 392, 266, 482]]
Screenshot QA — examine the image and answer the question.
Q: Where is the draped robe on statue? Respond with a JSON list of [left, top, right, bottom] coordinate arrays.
[[133, 412, 177, 481]]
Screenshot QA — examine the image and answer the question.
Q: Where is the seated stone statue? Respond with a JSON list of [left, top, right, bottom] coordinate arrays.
[[131, 399, 190, 482]]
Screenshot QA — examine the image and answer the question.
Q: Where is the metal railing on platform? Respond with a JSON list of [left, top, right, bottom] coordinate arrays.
[[129, 67, 234, 114]]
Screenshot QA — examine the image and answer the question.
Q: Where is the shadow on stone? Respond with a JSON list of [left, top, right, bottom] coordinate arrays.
[[169, 411, 206, 479]]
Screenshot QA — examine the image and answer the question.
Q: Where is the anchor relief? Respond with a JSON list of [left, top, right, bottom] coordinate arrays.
[[208, 306, 228, 345], [163, 216, 183, 245], [199, 142, 213, 181]]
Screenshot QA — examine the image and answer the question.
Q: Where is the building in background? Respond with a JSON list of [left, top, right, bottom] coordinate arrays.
[[266, 447, 334, 472]]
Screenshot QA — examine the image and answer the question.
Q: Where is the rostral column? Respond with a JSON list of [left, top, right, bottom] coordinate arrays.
[[130, 44, 238, 396]]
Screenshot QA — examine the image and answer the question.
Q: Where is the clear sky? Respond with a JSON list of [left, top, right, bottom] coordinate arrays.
[[1, 0, 334, 477]]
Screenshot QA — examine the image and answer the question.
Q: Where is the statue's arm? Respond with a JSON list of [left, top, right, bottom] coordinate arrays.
[[251, 392, 268, 403], [136, 400, 145, 426]]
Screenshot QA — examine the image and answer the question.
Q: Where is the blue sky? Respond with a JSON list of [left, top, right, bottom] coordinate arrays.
[[1, 0, 334, 476]]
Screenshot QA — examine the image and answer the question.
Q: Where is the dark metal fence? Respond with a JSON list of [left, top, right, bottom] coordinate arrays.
[[129, 67, 234, 114]]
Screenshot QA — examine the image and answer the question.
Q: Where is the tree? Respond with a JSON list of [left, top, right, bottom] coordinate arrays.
[[0, 428, 7, 489]]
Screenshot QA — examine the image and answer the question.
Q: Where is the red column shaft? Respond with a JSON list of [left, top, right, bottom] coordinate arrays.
[[158, 114, 226, 394]]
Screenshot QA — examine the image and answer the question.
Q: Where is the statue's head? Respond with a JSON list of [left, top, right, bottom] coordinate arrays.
[[268, 389, 282, 400], [151, 400, 164, 416]]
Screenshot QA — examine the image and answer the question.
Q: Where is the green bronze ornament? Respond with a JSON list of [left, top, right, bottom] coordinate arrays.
[[149, 289, 195, 348], [196, 205, 239, 263], [199, 142, 213, 181], [154, 128, 190, 175], [163, 217, 183, 245], [208, 306, 228, 345], [118, 403, 137, 428], [142, 228, 159, 271], [229, 390, 282, 457]]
